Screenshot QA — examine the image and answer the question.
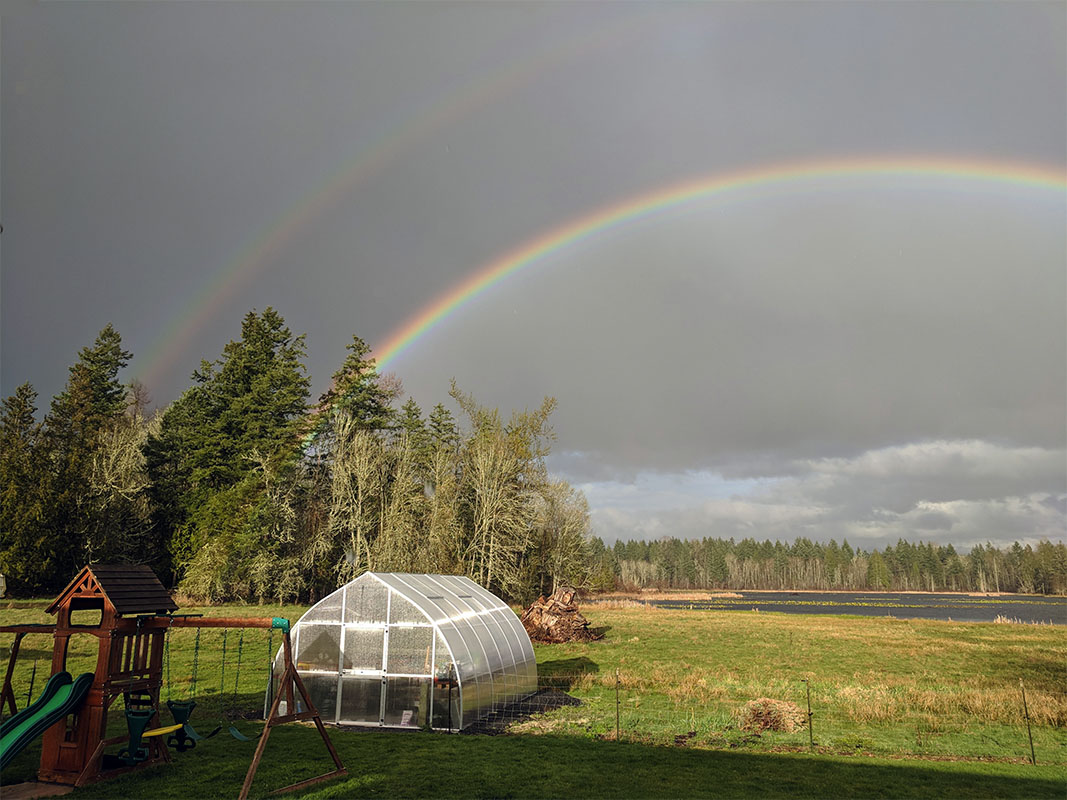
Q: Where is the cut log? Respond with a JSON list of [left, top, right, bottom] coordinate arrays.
[[520, 587, 602, 644]]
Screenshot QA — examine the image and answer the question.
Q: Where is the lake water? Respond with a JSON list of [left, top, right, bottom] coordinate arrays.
[[647, 592, 1067, 625]]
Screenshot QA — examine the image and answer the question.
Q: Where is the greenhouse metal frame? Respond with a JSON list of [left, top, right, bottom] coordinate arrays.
[[281, 573, 537, 731]]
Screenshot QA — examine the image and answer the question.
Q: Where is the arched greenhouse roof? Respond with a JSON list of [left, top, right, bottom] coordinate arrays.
[[282, 573, 537, 730]]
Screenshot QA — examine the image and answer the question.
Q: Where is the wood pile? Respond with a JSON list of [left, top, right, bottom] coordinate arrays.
[[520, 587, 602, 643]]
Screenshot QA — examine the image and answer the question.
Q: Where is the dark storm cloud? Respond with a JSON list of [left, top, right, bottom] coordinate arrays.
[[2, 2, 1064, 548]]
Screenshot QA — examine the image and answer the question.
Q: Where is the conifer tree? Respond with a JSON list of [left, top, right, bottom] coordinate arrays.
[[40, 325, 133, 587], [145, 308, 310, 596], [0, 384, 49, 594]]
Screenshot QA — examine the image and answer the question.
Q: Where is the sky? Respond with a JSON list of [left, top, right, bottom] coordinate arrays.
[[2, 2, 1064, 551]]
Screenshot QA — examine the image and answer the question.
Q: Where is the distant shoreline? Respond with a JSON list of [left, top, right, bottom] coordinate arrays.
[[591, 588, 1065, 601]]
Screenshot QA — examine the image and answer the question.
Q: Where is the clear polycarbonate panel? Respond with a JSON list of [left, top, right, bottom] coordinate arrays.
[[482, 612, 516, 670], [433, 630, 453, 678], [384, 677, 431, 727], [300, 674, 340, 723], [302, 589, 344, 623], [431, 670, 460, 730], [295, 624, 341, 672], [500, 610, 536, 665], [339, 677, 382, 724], [461, 675, 486, 730], [392, 574, 451, 622], [388, 592, 425, 625], [465, 613, 501, 677], [343, 627, 384, 672], [436, 622, 475, 683], [386, 625, 434, 675], [345, 579, 389, 624], [463, 577, 511, 611]]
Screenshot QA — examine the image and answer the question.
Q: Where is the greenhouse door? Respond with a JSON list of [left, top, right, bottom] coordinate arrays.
[[381, 623, 437, 728]]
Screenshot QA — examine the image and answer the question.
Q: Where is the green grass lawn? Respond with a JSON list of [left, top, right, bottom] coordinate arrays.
[[1, 601, 1065, 798]]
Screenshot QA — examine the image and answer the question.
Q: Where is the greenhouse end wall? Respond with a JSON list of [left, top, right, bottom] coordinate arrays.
[[280, 573, 537, 730]]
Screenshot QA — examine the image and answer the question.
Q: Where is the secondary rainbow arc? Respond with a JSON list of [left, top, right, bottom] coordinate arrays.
[[372, 156, 1066, 372]]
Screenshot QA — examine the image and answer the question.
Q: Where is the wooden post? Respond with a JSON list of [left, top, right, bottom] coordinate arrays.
[[803, 679, 814, 751], [1020, 681, 1036, 765], [238, 628, 346, 800], [615, 669, 620, 741], [0, 631, 27, 718]]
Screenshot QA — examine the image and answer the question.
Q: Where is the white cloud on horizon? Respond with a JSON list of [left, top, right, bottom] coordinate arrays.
[[570, 439, 1066, 549]]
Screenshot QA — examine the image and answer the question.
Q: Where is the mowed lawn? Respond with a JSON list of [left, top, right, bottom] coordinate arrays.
[[1, 601, 1064, 798]]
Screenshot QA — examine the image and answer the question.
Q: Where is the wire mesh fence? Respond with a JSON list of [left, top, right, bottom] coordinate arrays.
[[466, 672, 1061, 765]]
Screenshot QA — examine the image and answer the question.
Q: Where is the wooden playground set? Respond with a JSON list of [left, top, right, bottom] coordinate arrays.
[[0, 564, 346, 798]]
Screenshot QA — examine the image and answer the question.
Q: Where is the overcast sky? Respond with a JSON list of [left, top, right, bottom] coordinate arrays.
[[2, 2, 1064, 550]]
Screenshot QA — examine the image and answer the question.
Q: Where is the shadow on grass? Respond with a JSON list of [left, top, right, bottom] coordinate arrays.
[[49, 724, 1065, 800], [536, 657, 599, 690]]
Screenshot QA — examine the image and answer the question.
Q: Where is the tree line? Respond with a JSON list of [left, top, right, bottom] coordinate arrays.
[[0, 310, 588, 604], [3, 311, 1063, 603], [589, 535, 1067, 595]]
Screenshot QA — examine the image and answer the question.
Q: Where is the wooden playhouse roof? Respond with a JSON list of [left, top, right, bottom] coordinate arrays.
[[47, 564, 177, 616]]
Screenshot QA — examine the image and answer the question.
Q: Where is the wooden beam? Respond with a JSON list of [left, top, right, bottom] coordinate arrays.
[[237, 631, 345, 800], [168, 617, 280, 630]]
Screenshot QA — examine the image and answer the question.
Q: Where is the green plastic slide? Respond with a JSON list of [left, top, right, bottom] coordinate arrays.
[[0, 671, 94, 770]]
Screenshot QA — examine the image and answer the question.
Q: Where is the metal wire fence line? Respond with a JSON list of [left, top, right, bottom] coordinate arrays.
[[459, 673, 1061, 766]]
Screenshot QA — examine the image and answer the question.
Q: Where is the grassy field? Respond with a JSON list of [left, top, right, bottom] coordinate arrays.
[[1, 601, 1064, 798]]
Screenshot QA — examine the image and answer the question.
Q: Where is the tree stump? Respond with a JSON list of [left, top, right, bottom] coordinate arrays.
[[520, 587, 601, 643]]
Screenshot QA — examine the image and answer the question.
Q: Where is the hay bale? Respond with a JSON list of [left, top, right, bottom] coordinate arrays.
[[737, 698, 806, 733]]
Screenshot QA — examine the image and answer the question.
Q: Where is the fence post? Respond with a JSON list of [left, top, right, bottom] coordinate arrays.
[[615, 668, 621, 741], [803, 679, 814, 751], [1020, 681, 1036, 765]]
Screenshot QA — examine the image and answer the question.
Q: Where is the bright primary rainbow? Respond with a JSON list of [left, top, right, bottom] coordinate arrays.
[[371, 155, 1065, 372]]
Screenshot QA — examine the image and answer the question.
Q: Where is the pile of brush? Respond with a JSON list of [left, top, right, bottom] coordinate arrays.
[[520, 586, 602, 643]]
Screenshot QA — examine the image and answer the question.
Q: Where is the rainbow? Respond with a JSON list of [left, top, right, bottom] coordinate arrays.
[[372, 156, 1065, 371], [136, 13, 648, 391]]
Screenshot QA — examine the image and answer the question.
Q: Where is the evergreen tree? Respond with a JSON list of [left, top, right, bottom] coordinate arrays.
[[428, 403, 460, 451], [40, 325, 133, 587], [145, 308, 310, 597], [0, 384, 49, 594], [398, 398, 432, 472], [317, 335, 393, 431]]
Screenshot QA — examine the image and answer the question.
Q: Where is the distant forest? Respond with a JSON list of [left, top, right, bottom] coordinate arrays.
[[2, 311, 1064, 603], [587, 536, 1067, 595]]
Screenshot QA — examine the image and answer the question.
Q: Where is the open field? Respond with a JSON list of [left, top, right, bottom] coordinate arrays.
[[1, 603, 1065, 798]]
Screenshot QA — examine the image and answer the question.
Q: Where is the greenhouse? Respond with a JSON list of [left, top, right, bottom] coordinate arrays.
[[278, 573, 537, 731]]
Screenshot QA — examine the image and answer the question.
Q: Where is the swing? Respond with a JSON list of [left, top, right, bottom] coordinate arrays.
[[163, 626, 220, 751], [117, 706, 183, 767], [219, 629, 253, 742]]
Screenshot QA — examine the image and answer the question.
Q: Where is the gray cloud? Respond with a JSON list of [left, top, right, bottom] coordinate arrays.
[[579, 440, 1065, 548], [3, 2, 1064, 549]]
